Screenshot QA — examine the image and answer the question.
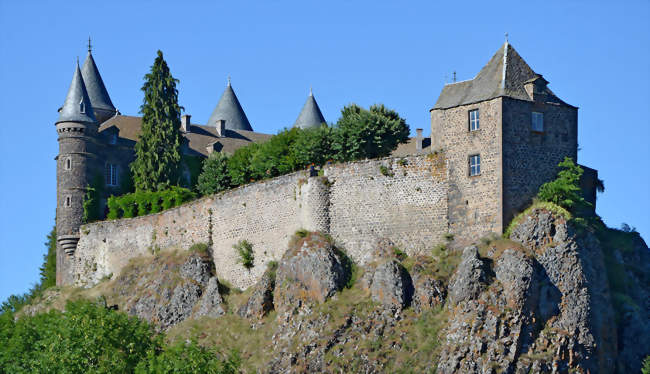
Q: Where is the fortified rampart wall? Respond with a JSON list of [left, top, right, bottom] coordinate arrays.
[[70, 154, 452, 290]]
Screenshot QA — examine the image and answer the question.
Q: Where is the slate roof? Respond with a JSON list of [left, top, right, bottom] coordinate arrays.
[[99, 115, 271, 157], [81, 51, 116, 113], [57, 63, 97, 124], [293, 90, 326, 129], [206, 81, 253, 131], [391, 137, 431, 157], [432, 42, 573, 110]]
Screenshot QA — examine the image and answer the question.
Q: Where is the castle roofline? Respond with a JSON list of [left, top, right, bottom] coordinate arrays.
[[431, 42, 575, 110], [206, 79, 253, 131], [81, 50, 116, 113], [293, 89, 326, 129], [57, 62, 97, 124]]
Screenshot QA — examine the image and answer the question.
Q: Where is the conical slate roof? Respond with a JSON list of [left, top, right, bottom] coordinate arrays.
[[433, 42, 570, 109], [207, 80, 253, 131], [57, 62, 97, 124], [293, 89, 326, 129], [81, 51, 115, 113]]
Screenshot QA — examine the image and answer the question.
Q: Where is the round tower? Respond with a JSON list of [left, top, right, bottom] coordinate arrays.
[[55, 61, 98, 286]]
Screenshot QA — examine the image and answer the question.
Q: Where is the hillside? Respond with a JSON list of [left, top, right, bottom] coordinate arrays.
[[15, 207, 650, 373]]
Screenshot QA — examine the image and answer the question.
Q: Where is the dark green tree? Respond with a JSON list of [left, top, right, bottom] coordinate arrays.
[[227, 143, 259, 186], [537, 157, 589, 212], [291, 124, 335, 167], [39, 226, 57, 290], [332, 104, 409, 161], [197, 152, 231, 196], [130, 50, 184, 191], [249, 128, 300, 180]]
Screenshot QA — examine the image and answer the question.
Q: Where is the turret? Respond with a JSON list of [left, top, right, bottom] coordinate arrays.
[[293, 87, 326, 129], [207, 77, 253, 131], [81, 39, 117, 123], [55, 61, 98, 286]]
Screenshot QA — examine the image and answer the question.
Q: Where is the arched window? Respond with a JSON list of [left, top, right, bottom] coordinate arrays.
[[105, 163, 118, 186]]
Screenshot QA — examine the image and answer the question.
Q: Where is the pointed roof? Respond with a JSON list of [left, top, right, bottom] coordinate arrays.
[[432, 42, 572, 109], [293, 88, 326, 129], [207, 79, 253, 131], [81, 50, 116, 113], [57, 62, 97, 124]]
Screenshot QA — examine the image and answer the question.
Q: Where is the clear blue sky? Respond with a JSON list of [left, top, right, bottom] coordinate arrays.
[[1, 1, 648, 303]]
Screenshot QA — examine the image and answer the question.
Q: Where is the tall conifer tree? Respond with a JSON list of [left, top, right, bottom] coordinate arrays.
[[130, 50, 184, 191]]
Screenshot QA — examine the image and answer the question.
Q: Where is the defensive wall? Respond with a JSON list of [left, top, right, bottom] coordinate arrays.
[[68, 154, 454, 290]]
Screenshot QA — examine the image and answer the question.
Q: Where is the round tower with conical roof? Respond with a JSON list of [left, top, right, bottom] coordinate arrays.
[[81, 40, 117, 123], [55, 61, 98, 286], [294, 87, 326, 129]]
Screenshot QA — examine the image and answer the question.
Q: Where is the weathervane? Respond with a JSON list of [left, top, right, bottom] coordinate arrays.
[[88, 36, 92, 53], [505, 32, 509, 43], [227, 75, 231, 86]]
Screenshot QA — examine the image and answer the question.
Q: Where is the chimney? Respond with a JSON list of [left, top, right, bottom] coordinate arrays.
[[181, 114, 191, 133], [416, 128, 423, 152], [216, 119, 226, 137]]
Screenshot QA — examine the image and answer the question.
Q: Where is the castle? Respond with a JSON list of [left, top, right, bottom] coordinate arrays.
[[55, 41, 598, 287]]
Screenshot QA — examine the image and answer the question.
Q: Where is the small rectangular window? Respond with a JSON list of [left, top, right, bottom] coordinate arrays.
[[532, 112, 544, 132], [105, 164, 118, 186], [109, 133, 117, 145], [469, 109, 480, 131], [65, 196, 71, 207], [469, 154, 481, 176]]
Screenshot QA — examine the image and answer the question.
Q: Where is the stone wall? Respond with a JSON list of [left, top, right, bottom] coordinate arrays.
[[430, 98, 504, 244], [501, 97, 578, 223], [71, 155, 450, 290]]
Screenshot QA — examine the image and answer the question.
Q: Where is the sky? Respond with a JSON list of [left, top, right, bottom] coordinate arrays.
[[1, 0, 648, 303]]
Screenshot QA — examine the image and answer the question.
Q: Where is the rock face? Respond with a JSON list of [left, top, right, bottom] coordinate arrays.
[[274, 233, 350, 314], [238, 268, 276, 319], [448, 246, 490, 304], [410, 256, 446, 313], [368, 259, 413, 311], [113, 251, 225, 330]]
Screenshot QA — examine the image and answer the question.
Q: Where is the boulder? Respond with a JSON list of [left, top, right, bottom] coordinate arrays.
[[195, 277, 225, 318], [410, 256, 446, 313], [448, 246, 489, 305], [370, 259, 413, 311], [274, 233, 349, 314], [238, 269, 275, 319]]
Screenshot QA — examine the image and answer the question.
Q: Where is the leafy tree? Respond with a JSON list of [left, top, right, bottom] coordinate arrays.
[[537, 157, 589, 212], [249, 128, 300, 180], [197, 152, 231, 196], [291, 124, 335, 167], [332, 104, 409, 161], [135, 341, 240, 374], [228, 143, 259, 186], [130, 50, 184, 191]]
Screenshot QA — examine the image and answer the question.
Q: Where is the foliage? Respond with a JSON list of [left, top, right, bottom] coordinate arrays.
[[189, 242, 210, 255], [182, 155, 205, 191], [130, 50, 184, 191], [197, 152, 231, 196], [227, 143, 259, 186], [379, 165, 393, 177], [331, 104, 409, 161], [290, 124, 335, 167], [83, 174, 105, 223], [249, 128, 300, 180], [233, 240, 255, 270], [107, 187, 196, 219], [134, 341, 240, 374], [642, 355, 650, 374], [0, 299, 240, 373], [0, 300, 159, 373], [536, 157, 589, 213]]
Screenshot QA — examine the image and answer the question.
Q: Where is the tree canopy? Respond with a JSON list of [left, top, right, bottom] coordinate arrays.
[[537, 157, 589, 212], [130, 50, 184, 191]]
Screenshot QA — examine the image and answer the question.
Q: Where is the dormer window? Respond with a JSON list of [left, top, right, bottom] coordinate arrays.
[[79, 100, 85, 114], [105, 163, 118, 186], [469, 109, 480, 131], [532, 112, 544, 132]]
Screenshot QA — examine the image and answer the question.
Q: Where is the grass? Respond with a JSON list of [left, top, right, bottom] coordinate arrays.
[[504, 201, 571, 238]]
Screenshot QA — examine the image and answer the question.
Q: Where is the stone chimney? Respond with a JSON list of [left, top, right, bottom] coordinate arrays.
[[416, 128, 423, 152], [216, 119, 226, 137], [181, 114, 191, 133]]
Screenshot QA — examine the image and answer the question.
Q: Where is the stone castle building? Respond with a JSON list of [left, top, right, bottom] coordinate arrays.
[[55, 41, 597, 286]]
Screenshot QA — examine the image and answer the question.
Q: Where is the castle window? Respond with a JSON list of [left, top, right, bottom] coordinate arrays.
[[65, 196, 71, 207], [469, 109, 480, 131], [65, 157, 71, 170], [532, 112, 544, 132], [79, 99, 85, 114], [109, 133, 117, 145], [105, 163, 118, 186], [469, 154, 481, 176]]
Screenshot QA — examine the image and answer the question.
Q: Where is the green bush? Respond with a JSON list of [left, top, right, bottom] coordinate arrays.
[[189, 242, 209, 255], [537, 157, 589, 213], [290, 124, 335, 167], [234, 240, 255, 270], [107, 187, 196, 219], [249, 128, 300, 180], [197, 152, 231, 196], [642, 355, 650, 374], [227, 143, 259, 186], [135, 341, 240, 374]]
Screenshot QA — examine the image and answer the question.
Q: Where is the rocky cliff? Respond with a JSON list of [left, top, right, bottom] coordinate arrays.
[[25, 208, 649, 373]]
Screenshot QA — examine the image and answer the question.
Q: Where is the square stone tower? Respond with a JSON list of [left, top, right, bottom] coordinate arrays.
[[430, 42, 583, 241]]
